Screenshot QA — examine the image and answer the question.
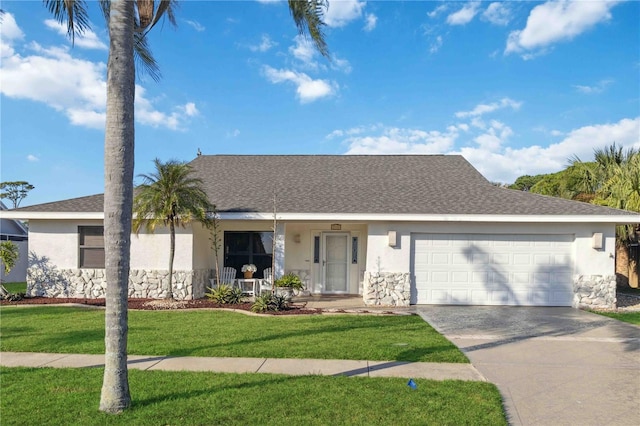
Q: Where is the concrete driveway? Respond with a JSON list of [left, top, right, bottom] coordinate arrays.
[[416, 306, 640, 426]]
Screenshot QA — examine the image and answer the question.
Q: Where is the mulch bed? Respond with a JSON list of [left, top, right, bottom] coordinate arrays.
[[0, 296, 322, 315]]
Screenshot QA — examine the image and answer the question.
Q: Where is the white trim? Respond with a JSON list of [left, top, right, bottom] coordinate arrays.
[[2, 210, 639, 224], [0, 212, 104, 220], [214, 212, 639, 224]]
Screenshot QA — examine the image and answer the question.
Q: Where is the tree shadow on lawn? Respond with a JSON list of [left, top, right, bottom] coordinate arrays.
[[130, 373, 296, 408], [37, 329, 104, 352], [152, 320, 450, 360]]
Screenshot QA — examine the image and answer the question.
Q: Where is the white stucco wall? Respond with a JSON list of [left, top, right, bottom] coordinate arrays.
[[192, 223, 213, 270], [27, 220, 195, 271], [28, 220, 97, 269], [130, 226, 193, 270], [365, 222, 616, 276]]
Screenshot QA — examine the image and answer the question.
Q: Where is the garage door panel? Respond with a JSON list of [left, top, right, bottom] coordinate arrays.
[[412, 233, 574, 306]]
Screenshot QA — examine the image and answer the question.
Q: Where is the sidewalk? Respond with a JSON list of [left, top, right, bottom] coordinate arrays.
[[0, 351, 485, 381]]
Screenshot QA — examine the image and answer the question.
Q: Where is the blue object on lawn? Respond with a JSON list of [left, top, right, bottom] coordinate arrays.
[[407, 378, 417, 389]]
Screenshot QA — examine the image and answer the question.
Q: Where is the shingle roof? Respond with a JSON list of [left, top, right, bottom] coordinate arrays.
[[10, 155, 638, 216]]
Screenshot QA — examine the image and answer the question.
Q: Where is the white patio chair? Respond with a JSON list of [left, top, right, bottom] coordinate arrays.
[[259, 267, 273, 295], [210, 266, 237, 288]]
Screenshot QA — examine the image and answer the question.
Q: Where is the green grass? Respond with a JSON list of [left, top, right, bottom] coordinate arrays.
[[0, 367, 506, 425], [592, 310, 640, 325], [1, 282, 26, 293], [0, 306, 467, 362]]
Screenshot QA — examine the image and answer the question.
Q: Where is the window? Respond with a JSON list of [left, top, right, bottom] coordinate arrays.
[[79, 226, 105, 268], [224, 231, 273, 278]]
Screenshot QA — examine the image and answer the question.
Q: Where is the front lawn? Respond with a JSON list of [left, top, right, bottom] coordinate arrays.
[[0, 367, 506, 425], [1, 282, 26, 293], [592, 310, 640, 325], [0, 306, 467, 363]]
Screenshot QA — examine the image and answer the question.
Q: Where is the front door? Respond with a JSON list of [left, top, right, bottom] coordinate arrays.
[[323, 233, 349, 293]]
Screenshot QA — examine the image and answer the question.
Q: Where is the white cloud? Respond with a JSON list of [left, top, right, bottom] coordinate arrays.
[[455, 98, 522, 118], [428, 4, 448, 19], [289, 35, 316, 65], [573, 79, 613, 94], [482, 2, 511, 26], [324, 0, 366, 28], [0, 12, 24, 41], [226, 129, 240, 138], [182, 102, 199, 117], [344, 127, 459, 155], [430, 36, 443, 54], [446, 1, 481, 26], [185, 19, 205, 32], [331, 56, 352, 74], [364, 13, 377, 32], [27, 154, 39, 162], [473, 120, 513, 151], [335, 117, 639, 184], [44, 19, 107, 50], [262, 65, 337, 103], [0, 22, 195, 131], [458, 117, 640, 182], [249, 34, 276, 52], [505, 0, 620, 56]]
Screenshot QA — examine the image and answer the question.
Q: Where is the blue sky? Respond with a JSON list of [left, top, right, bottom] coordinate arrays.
[[1, 0, 638, 207]]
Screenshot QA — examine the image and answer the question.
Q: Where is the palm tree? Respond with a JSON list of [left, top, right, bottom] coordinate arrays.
[[133, 159, 212, 299], [41, 0, 328, 413]]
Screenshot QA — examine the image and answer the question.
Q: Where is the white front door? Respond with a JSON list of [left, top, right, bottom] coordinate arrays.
[[323, 233, 349, 293]]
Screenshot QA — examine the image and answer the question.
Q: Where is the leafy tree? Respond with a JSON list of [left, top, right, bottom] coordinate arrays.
[[508, 174, 544, 192], [133, 159, 212, 299], [41, 0, 328, 413], [0, 181, 35, 208], [0, 241, 19, 274]]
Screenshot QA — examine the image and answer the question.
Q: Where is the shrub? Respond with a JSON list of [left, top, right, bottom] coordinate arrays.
[[205, 285, 245, 304], [274, 273, 304, 290], [251, 293, 290, 313]]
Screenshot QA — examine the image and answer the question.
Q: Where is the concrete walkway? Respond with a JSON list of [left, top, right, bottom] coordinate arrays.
[[0, 351, 484, 381], [417, 306, 640, 426]]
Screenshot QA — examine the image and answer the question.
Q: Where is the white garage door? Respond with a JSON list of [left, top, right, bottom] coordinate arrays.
[[411, 233, 574, 306]]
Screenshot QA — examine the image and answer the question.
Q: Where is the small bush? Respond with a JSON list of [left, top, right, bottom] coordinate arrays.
[[251, 293, 290, 313], [274, 273, 304, 290], [205, 285, 245, 304]]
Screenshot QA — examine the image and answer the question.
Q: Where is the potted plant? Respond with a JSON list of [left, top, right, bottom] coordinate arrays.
[[274, 272, 304, 300], [241, 263, 257, 278]]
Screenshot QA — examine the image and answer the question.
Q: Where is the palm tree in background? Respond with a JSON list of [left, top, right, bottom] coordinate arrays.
[[133, 159, 212, 299], [41, 0, 329, 413]]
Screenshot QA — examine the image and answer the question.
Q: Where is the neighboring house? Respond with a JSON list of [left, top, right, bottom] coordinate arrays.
[[1, 155, 639, 309], [0, 201, 29, 282]]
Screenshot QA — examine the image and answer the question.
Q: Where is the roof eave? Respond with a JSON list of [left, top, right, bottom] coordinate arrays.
[[217, 212, 640, 224], [0, 212, 104, 220]]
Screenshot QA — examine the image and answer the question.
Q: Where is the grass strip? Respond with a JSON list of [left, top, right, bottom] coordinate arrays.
[[0, 366, 505, 425], [591, 310, 640, 325], [0, 306, 467, 363]]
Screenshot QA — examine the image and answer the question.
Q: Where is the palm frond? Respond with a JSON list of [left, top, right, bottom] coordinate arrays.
[[44, 0, 91, 44], [288, 0, 329, 58], [133, 158, 213, 234]]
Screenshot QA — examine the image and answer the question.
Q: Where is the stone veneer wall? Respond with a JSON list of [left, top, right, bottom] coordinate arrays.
[[573, 275, 616, 310], [27, 268, 211, 300], [363, 271, 410, 307]]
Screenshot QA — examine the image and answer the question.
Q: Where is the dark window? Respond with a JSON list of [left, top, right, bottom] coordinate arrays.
[[224, 231, 273, 278], [352, 237, 358, 264], [79, 226, 105, 268], [313, 236, 320, 263]]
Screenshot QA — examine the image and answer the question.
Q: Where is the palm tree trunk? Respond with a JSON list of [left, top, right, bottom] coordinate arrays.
[[168, 219, 175, 299], [99, 0, 134, 414]]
